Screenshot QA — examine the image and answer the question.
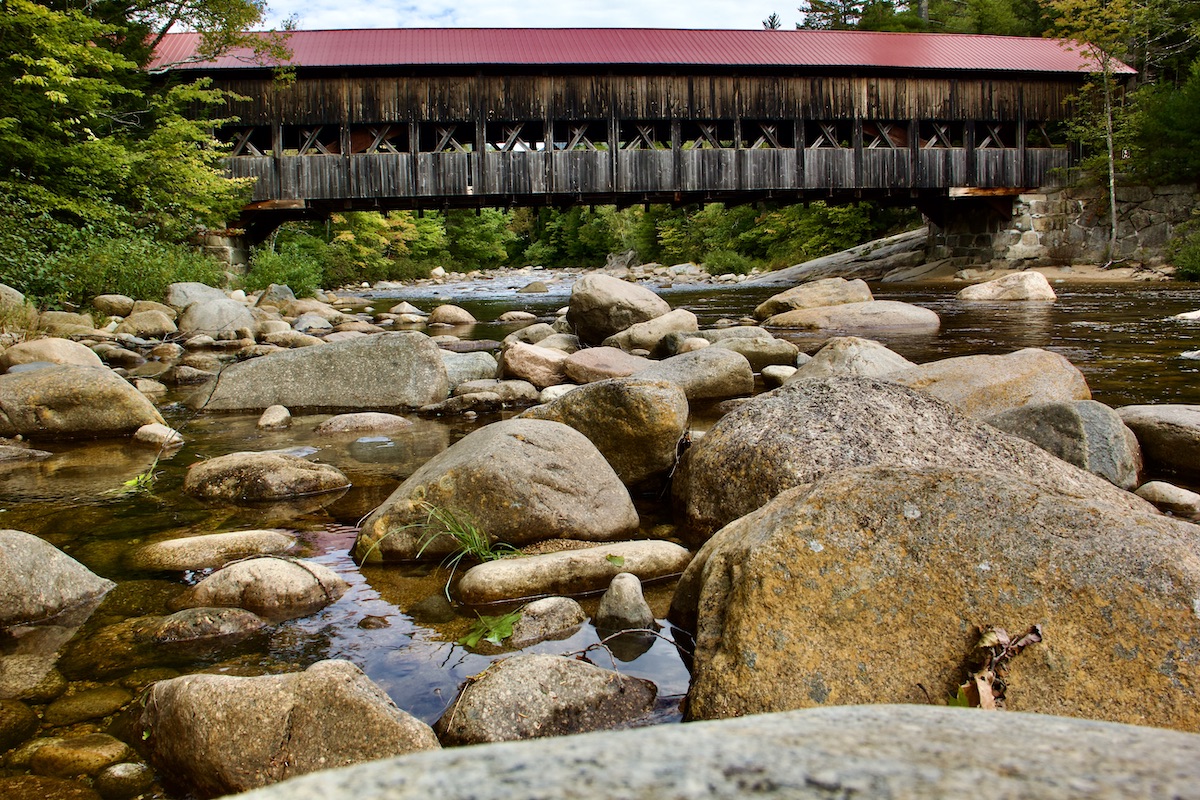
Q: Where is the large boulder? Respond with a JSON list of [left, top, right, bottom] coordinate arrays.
[[456, 540, 692, 605], [499, 342, 570, 389], [433, 654, 656, 745], [354, 419, 639, 562], [787, 336, 915, 381], [673, 466, 1200, 728], [632, 348, 754, 402], [0, 366, 164, 439], [0, 530, 114, 628], [0, 339, 103, 371], [562, 347, 652, 383], [889, 347, 1091, 418], [709, 337, 799, 372], [189, 332, 449, 411], [441, 351, 498, 388], [427, 304, 476, 326], [764, 300, 939, 331], [1117, 404, 1200, 480], [957, 270, 1057, 301], [565, 274, 671, 345], [753, 277, 873, 319], [177, 298, 256, 336], [222, 706, 1200, 800], [170, 557, 349, 621], [183, 452, 350, 503], [987, 400, 1142, 489], [113, 310, 177, 339], [602, 308, 698, 352], [522, 378, 688, 487], [139, 660, 439, 798], [165, 282, 226, 311], [673, 377, 1151, 541]]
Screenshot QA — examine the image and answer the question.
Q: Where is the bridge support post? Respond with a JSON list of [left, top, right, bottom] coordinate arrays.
[[200, 232, 250, 275], [919, 194, 1020, 266]]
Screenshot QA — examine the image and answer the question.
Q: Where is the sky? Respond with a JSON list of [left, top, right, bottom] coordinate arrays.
[[260, 1, 786, 31]]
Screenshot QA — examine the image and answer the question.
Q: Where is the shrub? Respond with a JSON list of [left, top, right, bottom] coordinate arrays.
[[1169, 225, 1200, 281], [244, 242, 325, 298], [701, 249, 754, 276], [47, 236, 225, 306]]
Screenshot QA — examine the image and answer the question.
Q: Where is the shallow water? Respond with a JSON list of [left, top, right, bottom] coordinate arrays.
[[2, 277, 1198, 797]]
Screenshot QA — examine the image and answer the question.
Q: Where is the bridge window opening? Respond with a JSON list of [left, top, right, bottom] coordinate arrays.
[[919, 121, 963, 149], [552, 121, 608, 151], [346, 125, 409, 154], [806, 121, 851, 149], [679, 120, 735, 149], [1027, 121, 1067, 148], [553, 122, 606, 151], [294, 126, 338, 155], [975, 122, 1015, 150], [419, 123, 474, 153], [864, 121, 908, 149], [486, 121, 544, 152], [743, 120, 793, 149], [221, 126, 272, 157], [619, 121, 670, 150]]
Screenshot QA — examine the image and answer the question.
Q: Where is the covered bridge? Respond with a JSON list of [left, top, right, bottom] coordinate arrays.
[[152, 28, 1125, 227]]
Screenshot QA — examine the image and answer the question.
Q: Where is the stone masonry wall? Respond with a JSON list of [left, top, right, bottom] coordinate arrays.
[[931, 184, 1198, 267]]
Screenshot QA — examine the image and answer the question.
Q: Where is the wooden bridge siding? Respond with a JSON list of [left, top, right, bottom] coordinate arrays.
[[551, 151, 613, 194], [212, 72, 1079, 202], [214, 74, 1078, 125]]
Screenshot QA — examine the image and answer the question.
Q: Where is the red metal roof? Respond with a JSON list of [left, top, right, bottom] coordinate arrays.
[[150, 28, 1134, 75]]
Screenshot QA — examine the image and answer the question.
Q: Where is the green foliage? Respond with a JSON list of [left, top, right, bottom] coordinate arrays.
[[416, 505, 516, 565], [1134, 59, 1200, 185], [701, 249, 754, 276], [413, 504, 517, 599], [46, 235, 224, 307], [245, 242, 324, 298], [445, 209, 517, 270], [1168, 219, 1200, 280], [459, 610, 523, 648], [0, 0, 279, 305]]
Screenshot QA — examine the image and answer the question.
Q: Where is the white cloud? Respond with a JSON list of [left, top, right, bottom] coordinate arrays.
[[261, 0, 779, 30]]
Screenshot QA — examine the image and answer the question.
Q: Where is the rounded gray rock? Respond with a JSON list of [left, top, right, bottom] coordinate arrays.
[[522, 377, 688, 487], [595, 572, 655, 632], [0, 529, 115, 628], [673, 376, 1152, 542], [987, 399, 1142, 489], [355, 418, 638, 561], [566, 274, 671, 345], [507, 597, 586, 647], [632, 347, 754, 401], [139, 659, 439, 797], [170, 557, 349, 621], [183, 452, 350, 503], [0, 365, 165, 439], [1117, 404, 1200, 480], [208, 705, 1200, 800], [433, 654, 656, 745], [189, 332, 449, 412]]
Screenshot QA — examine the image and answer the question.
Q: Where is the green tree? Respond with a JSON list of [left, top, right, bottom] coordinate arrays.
[[445, 209, 516, 270], [1045, 0, 1141, 264], [0, 0, 284, 302], [1134, 58, 1200, 183]]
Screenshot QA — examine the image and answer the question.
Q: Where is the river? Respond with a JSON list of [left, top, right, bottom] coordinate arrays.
[[1, 278, 1198, 797]]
